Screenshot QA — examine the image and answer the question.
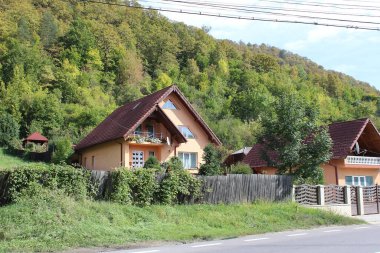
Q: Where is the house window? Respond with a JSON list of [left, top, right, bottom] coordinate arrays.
[[134, 125, 142, 135], [178, 152, 197, 169], [178, 126, 195, 139], [149, 151, 155, 157], [91, 156, 95, 169], [84, 157, 87, 167], [162, 100, 177, 109], [146, 124, 155, 138], [345, 176, 373, 186]]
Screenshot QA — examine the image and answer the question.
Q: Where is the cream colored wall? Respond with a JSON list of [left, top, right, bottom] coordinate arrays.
[[159, 93, 213, 168], [80, 140, 123, 171], [322, 159, 380, 185]]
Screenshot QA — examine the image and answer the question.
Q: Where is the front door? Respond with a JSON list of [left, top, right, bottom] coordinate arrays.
[[132, 150, 144, 168]]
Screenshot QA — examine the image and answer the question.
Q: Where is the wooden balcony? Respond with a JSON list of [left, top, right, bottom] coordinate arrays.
[[127, 131, 168, 145], [345, 156, 380, 166]]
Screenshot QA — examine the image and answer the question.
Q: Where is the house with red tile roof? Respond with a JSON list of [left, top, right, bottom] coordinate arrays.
[[242, 118, 380, 186], [75, 85, 221, 172]]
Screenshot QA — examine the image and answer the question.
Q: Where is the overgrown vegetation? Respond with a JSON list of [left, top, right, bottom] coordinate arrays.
[[260, 93, 332, 184], [0, 188, 363, 252], [0, 160, 202, 206], [229, 162, 253, 174], [0, 0, 378, 154]]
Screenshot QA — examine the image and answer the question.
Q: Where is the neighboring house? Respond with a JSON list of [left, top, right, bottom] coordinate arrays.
[[75, 85, 221, 172], [224, 147, 252, 166], [23, 132, 48, 147], [243, 118, 380, 186]]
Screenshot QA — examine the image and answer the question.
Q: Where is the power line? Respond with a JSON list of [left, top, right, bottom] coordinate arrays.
[[78, 0, 380, 31], [141, 0, 380, 18], [256, 0, 380, 11], [140, 0, 380, 25]]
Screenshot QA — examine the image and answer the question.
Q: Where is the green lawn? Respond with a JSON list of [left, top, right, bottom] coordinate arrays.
[[0, 148, 41, 169], [0, 191, 364, 252]]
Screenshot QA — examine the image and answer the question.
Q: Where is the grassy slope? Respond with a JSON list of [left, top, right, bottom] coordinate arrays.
[[0, 194, 363, 252], [0, 148, 43, 170]]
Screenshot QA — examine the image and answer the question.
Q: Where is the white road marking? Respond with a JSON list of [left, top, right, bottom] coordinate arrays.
[[129, 250, 160, 253], [287, 233, 308, 237], [354, 227, 369, 230], [323, 229, 342, 233], [191, 243, 222, 248], [244, 237, 270, 242]]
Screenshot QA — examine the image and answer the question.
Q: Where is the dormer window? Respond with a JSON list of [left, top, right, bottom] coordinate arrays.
[[178, 126, 195, 139], [162, 100, 177, 110]]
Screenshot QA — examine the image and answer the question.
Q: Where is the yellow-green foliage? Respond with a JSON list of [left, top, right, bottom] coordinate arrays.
[[0, 0, 378, 151]]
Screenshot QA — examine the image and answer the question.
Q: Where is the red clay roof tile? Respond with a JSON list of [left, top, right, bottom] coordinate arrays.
[[243, 118, 372, 168], [75, 85, 221, 151]]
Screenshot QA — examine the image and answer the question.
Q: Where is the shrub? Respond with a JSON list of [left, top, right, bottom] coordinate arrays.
[[156, 170, 202, 205], [51, 137, 73, 164], [106, 169, 133, 205], [0, 113, 19, 148], [199, 144, 223, 176], [229, 162, 252, 174], [143, 156, 161, 170], [5, 164, 91, 203], [167, 156, 183, 172], [129, 169, 158, 206]]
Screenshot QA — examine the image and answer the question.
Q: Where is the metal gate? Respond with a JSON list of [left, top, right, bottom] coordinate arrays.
[[363, 185, 380, 215], [350, 185, 380, 215]]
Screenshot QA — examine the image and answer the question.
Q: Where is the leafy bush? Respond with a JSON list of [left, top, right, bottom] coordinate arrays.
[[229, 162, 252, 174], [199, 144, 223, 176], [51, 137, 73, 164], [129, 169, 158, 206], [0, 113, 19, 148], [157, 170, 202, 205], [166, 156, 183, 172], [143, 156, 161, 170], [4, 164, 91, 203], [106, 169, 133, 205]]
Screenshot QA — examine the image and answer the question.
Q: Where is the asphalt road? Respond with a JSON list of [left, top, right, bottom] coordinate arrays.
[[105, 224, 380, 253]]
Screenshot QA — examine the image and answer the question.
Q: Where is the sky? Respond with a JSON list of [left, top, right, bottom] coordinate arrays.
[[139, 0, 380, 90]]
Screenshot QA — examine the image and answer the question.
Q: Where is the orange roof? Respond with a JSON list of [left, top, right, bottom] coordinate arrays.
[[25, 132, 48, 142]]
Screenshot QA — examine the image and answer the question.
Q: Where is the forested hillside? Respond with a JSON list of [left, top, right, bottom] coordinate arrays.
[[0, 0, 379, 151]]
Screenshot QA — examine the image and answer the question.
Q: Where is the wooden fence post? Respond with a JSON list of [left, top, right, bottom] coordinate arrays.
[[317, 185, 325, 206], [357, 186, 364, 215]]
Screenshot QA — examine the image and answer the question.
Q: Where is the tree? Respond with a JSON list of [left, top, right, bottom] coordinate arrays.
[[260, 93, 332, 184], [199, 144, 223, 176], [39, 12, 58, 48], [52, 137, 73, 164], [0, 112, 20, 147]]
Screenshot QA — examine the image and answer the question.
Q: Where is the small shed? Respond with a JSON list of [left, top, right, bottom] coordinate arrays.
[[23, 132, 48, 147], [224, 147, 252, 166]]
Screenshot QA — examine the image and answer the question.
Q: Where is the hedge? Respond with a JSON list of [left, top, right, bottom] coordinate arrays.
[[0, 164, 202, 206]]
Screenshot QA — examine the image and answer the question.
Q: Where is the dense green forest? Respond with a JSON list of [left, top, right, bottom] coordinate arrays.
[[0, 0, 379, 151]]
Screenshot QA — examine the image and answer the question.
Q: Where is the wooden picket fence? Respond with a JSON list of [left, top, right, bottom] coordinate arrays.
[[199, 174, 293, 204], [89, 172, 293, 204]]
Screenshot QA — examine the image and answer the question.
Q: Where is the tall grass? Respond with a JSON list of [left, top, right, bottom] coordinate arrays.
[[0, 188, 363, 252]]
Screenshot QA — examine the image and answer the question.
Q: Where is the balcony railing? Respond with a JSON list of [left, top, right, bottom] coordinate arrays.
[[345, 156, 380, 166], [127, 131, 167, 144]]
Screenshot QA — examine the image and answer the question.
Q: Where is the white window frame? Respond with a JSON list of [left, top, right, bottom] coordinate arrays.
[[178, 152, 197, 169], [345, 175, 373, 186], [178, 125, 196, 139]]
